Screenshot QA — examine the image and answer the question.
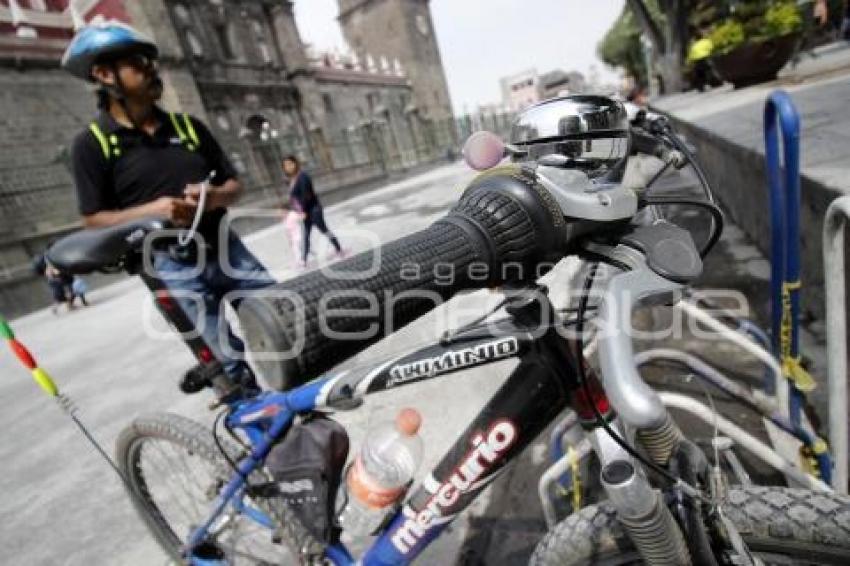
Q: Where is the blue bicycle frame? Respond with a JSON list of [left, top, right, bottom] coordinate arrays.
[[183, 288, 591, 566]]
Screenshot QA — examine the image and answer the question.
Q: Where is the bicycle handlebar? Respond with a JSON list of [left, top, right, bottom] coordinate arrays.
[[238, 167, 567, 390]]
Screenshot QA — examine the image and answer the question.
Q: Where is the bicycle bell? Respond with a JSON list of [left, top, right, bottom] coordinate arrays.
[[512, 95, 637, 221]]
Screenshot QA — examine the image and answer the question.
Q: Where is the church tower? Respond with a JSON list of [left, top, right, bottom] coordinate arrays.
[[337, 0, 454, 122]]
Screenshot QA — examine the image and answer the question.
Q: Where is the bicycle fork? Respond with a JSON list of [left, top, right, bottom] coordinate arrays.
[[588, 419, 692, 565]]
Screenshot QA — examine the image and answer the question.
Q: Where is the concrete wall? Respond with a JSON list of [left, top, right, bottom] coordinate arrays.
[[668, 115, 848, 326], [0, 68, 97, 316], [654, 74, 850, 332]]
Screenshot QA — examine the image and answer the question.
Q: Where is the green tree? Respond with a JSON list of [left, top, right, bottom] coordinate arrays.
[[597, 4, 648, 85], [598, 1, 727, 94], [627, 0, 689, 93]]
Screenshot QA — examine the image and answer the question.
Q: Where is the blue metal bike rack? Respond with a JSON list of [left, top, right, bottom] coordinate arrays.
[[763, 90, 831, 484], [764, 90, 801, 368]]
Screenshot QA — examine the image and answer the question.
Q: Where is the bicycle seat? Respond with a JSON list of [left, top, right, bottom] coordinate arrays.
[[47, 217, 167, 274]]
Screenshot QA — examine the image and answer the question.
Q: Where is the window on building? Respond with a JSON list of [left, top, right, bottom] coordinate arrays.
[[216, 110, 231, 132], [366, 92, 379, 112], [322, 93, 335, 114], [174, 4, 191, 24], [187, 31, 204, 58], [252, 20, 273, 64], [214, 23, 235, 60]]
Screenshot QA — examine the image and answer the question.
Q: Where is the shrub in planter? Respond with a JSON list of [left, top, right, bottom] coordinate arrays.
[[708, 20, 746, 55], [702, 1, 803, 87]]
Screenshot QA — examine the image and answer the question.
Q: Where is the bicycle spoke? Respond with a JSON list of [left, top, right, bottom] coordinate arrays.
[[141, 441, 199, 531], [134, 435, 285, 564], [164, 440, 209, 518]]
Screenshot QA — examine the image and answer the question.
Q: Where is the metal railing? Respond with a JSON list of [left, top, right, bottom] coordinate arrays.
[[823, 194, 850, 494]]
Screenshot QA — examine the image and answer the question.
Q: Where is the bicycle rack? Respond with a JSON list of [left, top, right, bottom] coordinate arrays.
[[764, 90, 833, 483], [539, 92, 838, 523], [657, 392, 830, 493], [764, 90, 807, 423], [823, 195, 850, 494]]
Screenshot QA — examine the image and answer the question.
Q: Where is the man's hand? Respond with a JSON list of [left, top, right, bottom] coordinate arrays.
[[183, 183, 210, 209], [149, 196, 196, 227], [184, 178, 242, 211], [82, 195, 197, 228]]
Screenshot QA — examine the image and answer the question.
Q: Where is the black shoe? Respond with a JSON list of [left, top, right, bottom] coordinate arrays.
[[233, 366, 262, 398], [180, 363, 213, 394]]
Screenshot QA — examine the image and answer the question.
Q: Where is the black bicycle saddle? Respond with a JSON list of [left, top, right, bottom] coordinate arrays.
[[47, 216, 167, 274]]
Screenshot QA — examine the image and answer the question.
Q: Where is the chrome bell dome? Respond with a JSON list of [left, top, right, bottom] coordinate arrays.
[[510, 95, 630, 179]]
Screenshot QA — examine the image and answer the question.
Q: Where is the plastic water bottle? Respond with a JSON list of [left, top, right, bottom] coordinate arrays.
[[337, 408, 423, 537]]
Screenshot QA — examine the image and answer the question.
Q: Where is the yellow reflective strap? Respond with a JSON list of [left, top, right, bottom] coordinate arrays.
[[31, 367, 59, 397], [88, 122, 110, 160], [107, 134, 121, 157], [182, 113, 200, 148], [168, 111, 187, 143]]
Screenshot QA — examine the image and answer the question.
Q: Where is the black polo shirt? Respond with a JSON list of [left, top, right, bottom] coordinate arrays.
[[70, 107, 236, 244]]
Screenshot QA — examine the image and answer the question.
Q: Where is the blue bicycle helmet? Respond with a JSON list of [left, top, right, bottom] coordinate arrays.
[[62, 22, 158, 82]]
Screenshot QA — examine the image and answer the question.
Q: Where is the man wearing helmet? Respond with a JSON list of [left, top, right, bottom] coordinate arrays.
[[63, 22, 272, 393]]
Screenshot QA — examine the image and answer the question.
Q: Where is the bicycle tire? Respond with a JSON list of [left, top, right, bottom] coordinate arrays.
[[530, 486, 850, 565], [116, 412, 319, 565]]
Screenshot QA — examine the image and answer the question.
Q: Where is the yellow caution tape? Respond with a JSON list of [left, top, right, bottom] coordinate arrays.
[[568, 446, 581, 511], [800, 444, 820, 477], [782, 356, 817, 392], [779, 280, 816, 391], [812, 437, 829, 455]]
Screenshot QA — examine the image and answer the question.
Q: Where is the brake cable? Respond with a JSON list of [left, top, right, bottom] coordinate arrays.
[[641, 197, 725, 258]]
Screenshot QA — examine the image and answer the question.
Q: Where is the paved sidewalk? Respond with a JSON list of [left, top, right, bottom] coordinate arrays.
[[0, 157, 822, 565], [0, 161, 512, 566]]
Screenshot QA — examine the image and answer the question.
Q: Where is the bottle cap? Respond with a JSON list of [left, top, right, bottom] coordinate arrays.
[[395, 407, 421, 436]]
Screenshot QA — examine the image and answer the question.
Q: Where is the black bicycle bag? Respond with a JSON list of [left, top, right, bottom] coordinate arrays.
[[266, 413, 350, 543]]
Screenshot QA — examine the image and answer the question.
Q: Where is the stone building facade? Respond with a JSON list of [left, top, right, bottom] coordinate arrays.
[[337, 0, 455, 146], [0, 0, 457, 316]]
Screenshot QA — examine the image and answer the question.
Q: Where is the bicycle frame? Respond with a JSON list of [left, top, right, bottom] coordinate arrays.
[[184, 286, 601, 566]]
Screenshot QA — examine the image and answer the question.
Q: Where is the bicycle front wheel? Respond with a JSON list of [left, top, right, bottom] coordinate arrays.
[[531, 485, 850, 565], [116, 413, 300, 565]]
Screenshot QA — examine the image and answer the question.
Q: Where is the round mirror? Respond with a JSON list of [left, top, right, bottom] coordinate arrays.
[[462, 130, 505, 171]]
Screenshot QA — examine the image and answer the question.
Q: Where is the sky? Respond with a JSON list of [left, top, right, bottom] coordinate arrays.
[[294, 0, 626, 114]]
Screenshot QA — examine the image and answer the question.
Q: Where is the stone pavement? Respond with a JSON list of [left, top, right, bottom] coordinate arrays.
[[656, 41, 850, 197], [0, 158, 823, 565], [0, 160, 500, 566]]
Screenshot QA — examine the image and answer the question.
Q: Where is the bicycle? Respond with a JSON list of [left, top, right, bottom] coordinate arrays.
[[46, 95, 850, 565]]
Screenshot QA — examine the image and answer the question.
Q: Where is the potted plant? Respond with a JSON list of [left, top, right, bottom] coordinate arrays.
[[706, 1, 803, 88]]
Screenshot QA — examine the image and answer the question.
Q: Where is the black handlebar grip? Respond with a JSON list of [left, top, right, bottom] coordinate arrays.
[[238, 167, 565, 390]]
